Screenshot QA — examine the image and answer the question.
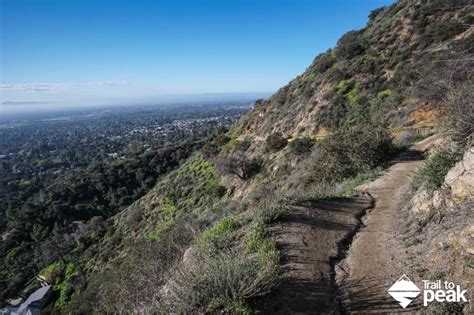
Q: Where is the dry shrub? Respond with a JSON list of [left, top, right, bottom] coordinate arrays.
[[310, 126, 394, 183], [443, 80, 474, 146], [161, 252, 279, 313]]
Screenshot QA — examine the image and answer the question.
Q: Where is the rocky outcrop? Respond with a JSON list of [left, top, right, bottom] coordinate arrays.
[[445, 148, 474, 203], [403, 146, 473, 314], [410, 147, 473, 216], [448, 224, 474, 256]]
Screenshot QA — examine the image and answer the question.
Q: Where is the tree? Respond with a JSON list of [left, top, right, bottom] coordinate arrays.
[[335, 30, 366, 59], [290, 137, 315, 154], [215, 154, 262, 180], [265, 132, 288, 152]]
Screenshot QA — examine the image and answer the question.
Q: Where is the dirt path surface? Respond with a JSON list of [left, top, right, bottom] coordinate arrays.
[[258, 196, 373, 314], [336, 136, 437, 314], [258, 136, 437, 314]]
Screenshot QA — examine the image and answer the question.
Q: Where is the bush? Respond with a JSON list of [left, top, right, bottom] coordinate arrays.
[[234, 137, 252, 152], [335, 30, 367, 59], [202, 130, 231, 157], [215, 154, 263, 180], [265, 132, 288, 152], [413, 148, 461, 193], [163, 252, 279, 313], [290, 137, 315, 154], [310, 127, 394, 183], [198, 218, 238, 254], [443, 81, 474, 146], [312, 51, 335, 73], [253, 202, 286, 224], [419, 20, 467, 48]]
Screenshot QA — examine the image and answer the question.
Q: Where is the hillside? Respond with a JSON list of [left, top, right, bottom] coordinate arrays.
[[235, 0, 472, 139], [18, 0, 473, 313]]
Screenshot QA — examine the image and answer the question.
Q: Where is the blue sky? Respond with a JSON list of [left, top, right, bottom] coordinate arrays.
[[1, 0, 395, 109]]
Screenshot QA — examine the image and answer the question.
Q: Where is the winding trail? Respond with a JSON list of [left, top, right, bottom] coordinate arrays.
[[257, 136, 437, 314], [336, 136, 437, 314]]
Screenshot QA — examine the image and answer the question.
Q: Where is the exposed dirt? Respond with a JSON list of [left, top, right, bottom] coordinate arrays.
[[257, 196, 373, 314], [336, 136, 437, 314], [258, 136, 437, 314]]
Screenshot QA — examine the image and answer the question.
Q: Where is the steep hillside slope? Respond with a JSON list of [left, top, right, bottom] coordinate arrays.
[[37, 0, 473, 313], [234, 0, 472, 139]]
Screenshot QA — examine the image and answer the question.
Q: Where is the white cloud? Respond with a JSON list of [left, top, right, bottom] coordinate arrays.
[[0, 81, 128, 92]]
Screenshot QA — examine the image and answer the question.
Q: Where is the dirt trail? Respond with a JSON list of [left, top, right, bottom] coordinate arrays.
[[336, 136, 437, 314], [258, 196, 373, 314], [258, 136, 437, 314]]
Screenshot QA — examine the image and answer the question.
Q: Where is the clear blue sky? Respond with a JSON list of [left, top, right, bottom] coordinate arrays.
[[1, 0, 395, 108]]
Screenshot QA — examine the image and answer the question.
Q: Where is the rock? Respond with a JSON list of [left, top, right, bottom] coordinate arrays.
[[459, 225, 474, 255], [182, 246, 197, 269], [411, 187, 433, 214], [432, 190, 444, 209], [447, 224, 474, 255], [445, 147, 474, 203]]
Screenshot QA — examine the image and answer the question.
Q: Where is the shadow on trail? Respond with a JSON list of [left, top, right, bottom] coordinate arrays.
[[391, 148, 425, 163], [341, 277, 424, 313], [255, 196, 373, 314], [278, 210, 357, 231], [257, 277, 333, 314], [295, 197, 372, 213]]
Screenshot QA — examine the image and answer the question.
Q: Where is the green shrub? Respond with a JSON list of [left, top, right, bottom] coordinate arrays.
[[40, 261, 62, 278], [413, 148, 462, 193], [419, 20, 467, 48], [235, 137, 252, 152], [339, 167, 384, 196], [245, 219, 281, 266], [377, 89, 393, 98], [265, 132, 288, 152], [202, 131, 231, 157], [312, 50, 335, 73], [336, 79, 355, 94], [431, 271, 446, 280], [310, 127, 394, 183], [346, 86, 359, 104], [434, 301, 465, 314], [335, 30, 367, 59], [204, 174, 227, 197], [289, 137, 315, 154], [306, 72, 316, 81], [198, 217, 238, 254], [254, 203, 286, 224]]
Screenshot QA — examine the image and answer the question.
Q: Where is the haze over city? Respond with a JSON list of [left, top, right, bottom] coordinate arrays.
[[1, 0, 394, 113]]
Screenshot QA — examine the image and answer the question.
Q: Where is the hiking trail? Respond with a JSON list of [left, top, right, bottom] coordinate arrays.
[[258, 136, 437, 314]]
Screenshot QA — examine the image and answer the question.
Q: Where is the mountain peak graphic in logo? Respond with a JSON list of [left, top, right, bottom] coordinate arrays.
[[388, 275, 421, 308]]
